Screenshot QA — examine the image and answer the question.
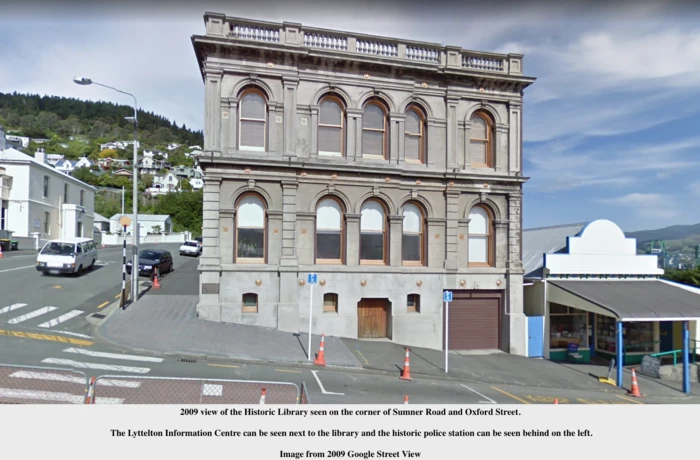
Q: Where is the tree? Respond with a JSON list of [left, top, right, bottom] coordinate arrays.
[[72, 167, 99, 186], [151, 127, 173, 144], [152, 225, 162, 234], [141, 174, 154, 189], [5, 111, 20, 128], [99, 148, 119, 159], [180, 180, 193, 191]]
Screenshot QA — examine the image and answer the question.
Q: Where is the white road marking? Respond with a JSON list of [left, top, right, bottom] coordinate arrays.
[[49, 331, 93, 339], [311, 370, 345, 396], [202, 384, 223, 396], [8, 306, 57, 324], [37, 310, 84, 328], [0, 388, 84, 403], [460, 384, 497, 404], [0, 304, 27, 315], [9, 371, 85, 385], [62, 347, 163, 363], [41, 358, 150, 374], [96, 379, 142, 388], [0, 265, 35, 273], [93, 397, 126, 404]]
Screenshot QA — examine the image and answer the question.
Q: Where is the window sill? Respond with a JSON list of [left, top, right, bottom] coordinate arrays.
[[316, 260, 344, 265], [402, 261, 424, 267], [361, 155, 386, 160], [237, 258, 266, 264], [242, 310, 258, 314], [323, 310, 338, 314], [360, 260, 387, 266], [468, 262, 493, 268], [239, 146, 266, 152], [405, 160, 424, 165], [318, 151, 343, 157]]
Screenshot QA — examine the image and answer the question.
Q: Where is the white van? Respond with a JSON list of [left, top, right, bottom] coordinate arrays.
[[36, 237, 99, 276]]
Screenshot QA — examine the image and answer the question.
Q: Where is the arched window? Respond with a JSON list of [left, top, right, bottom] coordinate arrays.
[[402, 203, 424, 266], [469, 112, 492, 167], [323, 293, 338, 313], [316, 197, 344, 264], [468, 205, 492, 266], [404, 106, 425, 163], [239, 89, 267, 151], [318, 96, 344, 156], [362, 101, 387, 159], [236, 194, 266, 263], [360, 200, 387, 264], [242, 293, 258, 313]]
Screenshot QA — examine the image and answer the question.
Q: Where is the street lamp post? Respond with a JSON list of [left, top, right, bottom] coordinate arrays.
[[73, 77, 140, 303]]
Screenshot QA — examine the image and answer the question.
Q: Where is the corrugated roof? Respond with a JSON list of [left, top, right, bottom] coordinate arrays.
[[109, 213, 170, 222], [549, 280, 700, 321], [93, 212, 109, 223], [522, 222, 588, 278]]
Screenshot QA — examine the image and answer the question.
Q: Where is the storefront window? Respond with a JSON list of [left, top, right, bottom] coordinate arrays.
[[595, 316, 654, 353], [549, 304, 588, 349]]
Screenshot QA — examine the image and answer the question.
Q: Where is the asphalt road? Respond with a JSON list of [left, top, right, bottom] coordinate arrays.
[[0, 243, 696, 405]]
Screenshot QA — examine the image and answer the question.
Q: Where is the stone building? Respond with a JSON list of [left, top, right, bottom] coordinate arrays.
[[191, 13, 535, 353]]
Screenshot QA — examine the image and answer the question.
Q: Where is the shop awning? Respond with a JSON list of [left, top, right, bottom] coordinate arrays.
[[547, 280, 700, 322]]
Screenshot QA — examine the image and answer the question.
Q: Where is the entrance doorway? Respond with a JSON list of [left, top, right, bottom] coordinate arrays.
[[357, 299, 392, 339]]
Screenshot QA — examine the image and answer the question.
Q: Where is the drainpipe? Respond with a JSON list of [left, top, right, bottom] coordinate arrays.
[[543, 278, 548, 359]]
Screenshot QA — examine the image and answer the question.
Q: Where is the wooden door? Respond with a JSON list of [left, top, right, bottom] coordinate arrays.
[[358, 299, 389, 338]]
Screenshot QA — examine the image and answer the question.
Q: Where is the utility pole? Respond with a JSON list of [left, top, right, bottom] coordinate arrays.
[[121, 186, 124, 215]]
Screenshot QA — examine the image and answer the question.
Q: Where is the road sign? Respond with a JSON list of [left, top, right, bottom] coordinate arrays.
[[119, 216, 132, 227], [307, 273, 318, 284], [443, 291, 453, 302]]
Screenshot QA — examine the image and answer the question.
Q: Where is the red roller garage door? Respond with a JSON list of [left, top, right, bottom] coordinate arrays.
[[443, 291, 502, 350]]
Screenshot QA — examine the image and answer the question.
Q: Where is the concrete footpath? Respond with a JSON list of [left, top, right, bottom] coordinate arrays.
[[96, 294, 699, 398]]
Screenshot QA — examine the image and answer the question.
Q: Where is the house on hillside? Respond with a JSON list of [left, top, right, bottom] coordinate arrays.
[[54, 159, 79, 174], [148, 171, 179, 195], [109, 213, 172, 235], [5, 135, 30, 148], [143, 149, 168, 159], [191, 13, 534, 353], [166, 143, 181, 151], [112, 169, 133, 177], [138, 156, 159, 176], [45, 153, 65, 166], [0, 147, 95, 240]]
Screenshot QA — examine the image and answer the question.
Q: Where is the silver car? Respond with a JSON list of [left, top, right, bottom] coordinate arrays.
[[179, 240, 201, 257]]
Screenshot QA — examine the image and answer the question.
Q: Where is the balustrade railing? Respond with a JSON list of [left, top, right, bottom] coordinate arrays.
[[215, 16, 520, 75]]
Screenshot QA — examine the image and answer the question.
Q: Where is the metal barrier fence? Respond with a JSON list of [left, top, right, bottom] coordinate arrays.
[[89, 375, 301, 404], [300, 381, 311, 404], [0, 363, 89, 404]]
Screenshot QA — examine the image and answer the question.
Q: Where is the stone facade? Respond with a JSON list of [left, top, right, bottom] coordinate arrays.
[[191, 13, 535, 353]]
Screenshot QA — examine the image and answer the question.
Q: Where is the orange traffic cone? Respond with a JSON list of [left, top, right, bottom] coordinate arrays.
[[152, 268, 161, 289], [404, 395, 409, 404], [400, 348, 412, 381], [259, 387, 266, 404], [553, 398, 558, 404], [0, 245, 4, 258], [627, 369, 644, 397], [85, 376, 96, 404], [313, 334, 327, 366]]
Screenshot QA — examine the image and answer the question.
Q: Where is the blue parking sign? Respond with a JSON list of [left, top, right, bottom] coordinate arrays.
[[443, 291, 453, 302], [307, 273, 318, 284]]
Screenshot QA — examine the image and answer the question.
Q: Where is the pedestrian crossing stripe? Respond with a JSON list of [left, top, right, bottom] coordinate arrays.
[[0, 329, 94, 346], [41, 358, 150, 374], [0, 304, 28, 315]]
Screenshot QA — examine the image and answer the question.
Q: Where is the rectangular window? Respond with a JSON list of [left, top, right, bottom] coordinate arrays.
[[407, 294, 420, 313], [43, 176, 49, 198], [317, 231, 341, 261], [44, 212, 50, 234], [362, 131, 384, 157], [237, 228, 264, 260], [402, 235, 421, 262], [360, 233, 384, 261], [318, 127, 342, 155], [80, 190, 85, 206], [0, 207, 5, 230], [404, 136, 421, 162], [468, 235, 488, 264], [550, 310, 587, 350], [240, 121, 265, 149], [64, 184, 69, 204], [323, 293, 338, 313], [595, 316, 654, 354], [242, 293, 258, 313], [470, 141, 487, 165]]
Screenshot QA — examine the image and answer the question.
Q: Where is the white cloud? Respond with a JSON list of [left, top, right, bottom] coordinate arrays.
[[598, 193, 680, 219], [689, 182, 700, 197]]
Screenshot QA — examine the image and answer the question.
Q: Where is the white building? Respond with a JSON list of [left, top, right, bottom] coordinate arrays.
[[189, 178, 203, 190], [45, 153, 65, 166], [147, 171, 179, 195], [100, 140, 140, 151], [0, 166, 12, 232], [143, 149, 168, 159], [5, 135, 30, 148], [166, 143, 181, 151], [109, 214, 172, 235], [0, 147, 95, 240]]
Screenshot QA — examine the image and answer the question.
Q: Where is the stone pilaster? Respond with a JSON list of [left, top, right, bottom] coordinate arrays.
[[426, 217, 446, 269], [201, 177, 221, 265], [219, 208, 235, 264], [389, 113, 405, 164], [220, 97, 233, 153], [267, 210, 283, 266], [282, 76, 299, 156], [493, 219, 509, 269], [309, 105, 319, 156], [508, 102, 522, 174], [462, 120, 472, 169], [345, 213, 361, 266], [457, 218, 470, 268], [426, 118, 444, 167], [280, 181, 298, 265], [507, 192, 523, 272], [388, 215, 403, 266], [445, 96, 460, 168], [444, 190, 460, 270], [346, 109, 363, 161], [227, 98, 239, 152], [267, 101, 279, 154], [296, 211, 316, 265], [204, 69, 223, 152], [495, 123, 509, 173]]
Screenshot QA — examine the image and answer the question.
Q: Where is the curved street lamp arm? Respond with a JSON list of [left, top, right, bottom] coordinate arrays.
[[90, 81, 138, 121]]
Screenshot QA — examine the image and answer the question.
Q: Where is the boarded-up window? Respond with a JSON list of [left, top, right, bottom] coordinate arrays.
[[240, 91, 266, 150], [319, 98, 343, 155]]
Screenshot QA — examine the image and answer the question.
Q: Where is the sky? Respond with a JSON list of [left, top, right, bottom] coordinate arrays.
[[1, 0, 700, 232]]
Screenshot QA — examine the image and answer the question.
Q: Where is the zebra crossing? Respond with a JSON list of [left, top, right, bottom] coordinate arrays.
[[0, 346, 164, 404], [0, 303, 86, 329]]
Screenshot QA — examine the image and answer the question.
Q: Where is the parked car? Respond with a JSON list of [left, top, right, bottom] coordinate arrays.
[[179, 240, 201, 257], [126, 249, 173, 277], [195, 236, 203, 245], [36, 238, 98, 276]]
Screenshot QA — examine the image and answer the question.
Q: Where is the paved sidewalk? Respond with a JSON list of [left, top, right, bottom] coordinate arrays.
[[95, 294, 698, 398]]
